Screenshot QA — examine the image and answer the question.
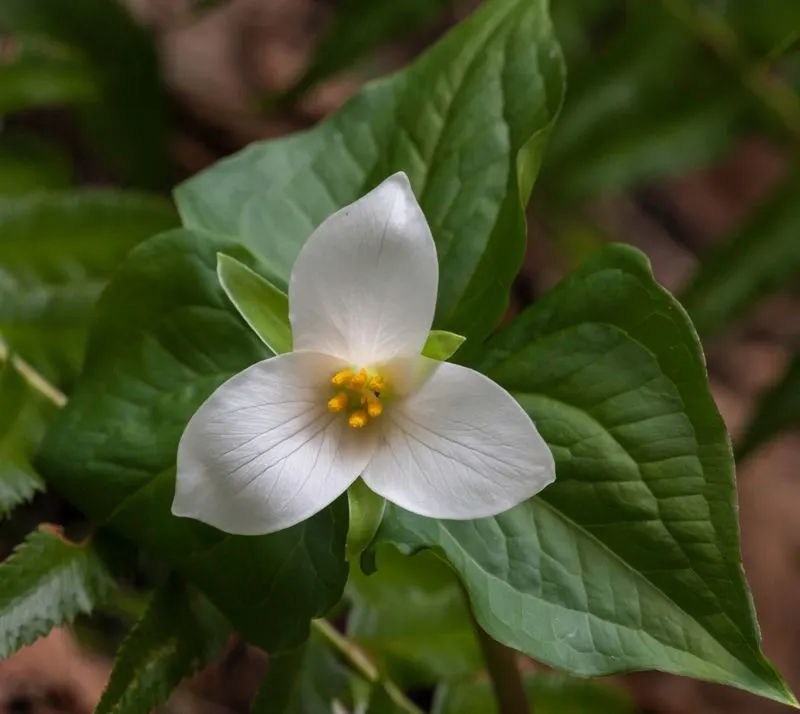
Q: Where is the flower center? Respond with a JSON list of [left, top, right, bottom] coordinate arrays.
[[327, 367, 386, 428]]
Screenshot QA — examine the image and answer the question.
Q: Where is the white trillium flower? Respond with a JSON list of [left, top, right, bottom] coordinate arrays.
[[173, 172, 555, 535]]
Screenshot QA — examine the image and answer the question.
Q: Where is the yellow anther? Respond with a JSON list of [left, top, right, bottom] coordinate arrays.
[[350, 368, 368, 390], [331, 368, 354, 387], [327, 392, 349, 413], [366, 399, 383, 418], [368, 375, 385, 393], [348, 410, 369, 428]]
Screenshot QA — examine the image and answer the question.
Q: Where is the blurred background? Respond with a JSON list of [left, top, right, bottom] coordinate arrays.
[[0, 0, 799, 712]]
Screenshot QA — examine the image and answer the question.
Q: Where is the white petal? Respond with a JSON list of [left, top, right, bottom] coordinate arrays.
[[174, 352, 377, 535], [362, 360, 555, 519], [289, 172, 438, 365]]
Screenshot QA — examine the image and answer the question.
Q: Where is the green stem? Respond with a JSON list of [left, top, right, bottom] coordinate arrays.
[[473, 619, 530, 714], [0, 338, 67, 407], [312, 619, 424, 714]]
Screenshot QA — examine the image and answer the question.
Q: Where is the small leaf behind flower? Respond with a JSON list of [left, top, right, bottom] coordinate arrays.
[[217, 253, 291, 355], [421, 331, 466, 361]]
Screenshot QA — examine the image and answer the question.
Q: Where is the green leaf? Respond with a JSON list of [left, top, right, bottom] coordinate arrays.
[[0, 359, 55, 516], [37, 229, 349, 651], [0, 38, 97, 114], [280, 0, 451, 104], [421, 331, 466, 361], [97, 577, 229, 714], [217, 253, 291, 355], [0, 133, 72, 195], [374, 244, 794, 704], [0, 0, 170, 188], [433, 671, 634, 714], [176, 0, 565, 345], [0, 525, 115, 658], [679, 174, 800, 337], [738, 354, 800, 460], [252, 630, 351, 714], [347, 478, 386, 561], [0, 190, 178, 386], [347, 547, 480, 686]]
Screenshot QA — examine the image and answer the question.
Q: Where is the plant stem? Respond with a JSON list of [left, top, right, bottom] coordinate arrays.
[[473, 619, 530, 714], [0, 338, 67, 407], [312, 619, 424, 714]]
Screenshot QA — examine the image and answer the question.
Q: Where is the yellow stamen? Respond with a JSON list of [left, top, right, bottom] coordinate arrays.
[[331, 368, 354, 387], [368, 375, 385, 393], [348, 410, 369, 428], [350, 368, 368, 390], [366, 398, 383, 418], [327, 392, 349, 413]]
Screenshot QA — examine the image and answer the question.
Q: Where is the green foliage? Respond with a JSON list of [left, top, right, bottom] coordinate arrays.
[[217, 253, 291, 355], [252, 630, 351, 714], [0, 38, 97, 114], [738, 354, 800, 459], [0, 360, 54, 516], [433, 672, 634, 714], [348, 547, 480, 685], [0, 133, 72, 195], [0, 190, 178, 385], [376, 244, 793, 704], [96, 577, 229, 714], [176, 0, 565, 345], [680, 174, 800, 336], [421, 331, 466, 361], [543, 2, 741, 198], [281, 0, 452, 104], [0, 525, 115, 658], [0, 0, 170, 187], [347, 479, 386, 561], [37, 229, 349, 651]]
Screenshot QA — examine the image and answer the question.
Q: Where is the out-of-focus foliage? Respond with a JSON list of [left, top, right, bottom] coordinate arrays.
[[680, 173, 800, 337], [738, 355, 800, 460], [0, 526, 115, 658], [0, 0, 170, 187]]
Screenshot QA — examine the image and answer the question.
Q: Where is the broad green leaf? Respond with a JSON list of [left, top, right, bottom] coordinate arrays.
[[37, 229, 349, 651], [0, 359, 54, 516], [738, 354, 800, 460], [176, 0, 565, 344], [433, 672, 634, 714], [0, 0, 169, 188], [96, 577, 229, 714], [0, 525, 115, 658], [375, 244, 794, 704], [0, 190, 178, 385], [680, 174, 800, 336], [280, 0, 451, 104], [347, 547, 480, 686], [217, 253, 291, 354], [421, 331, 466, 361], [252, 630, 351, 714], [0, 38, 97, 114], [347, 478, 386, 561], [0, 133, 72, 195]]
